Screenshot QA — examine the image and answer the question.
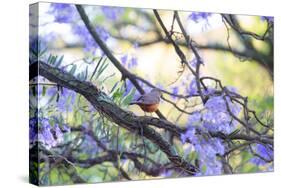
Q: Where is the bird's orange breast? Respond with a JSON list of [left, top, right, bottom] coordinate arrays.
[[138, 103, 159, 112]]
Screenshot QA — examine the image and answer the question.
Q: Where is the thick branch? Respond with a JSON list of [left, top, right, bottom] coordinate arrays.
[[29, 62, 273, 147], [35, 61, 198, 175]]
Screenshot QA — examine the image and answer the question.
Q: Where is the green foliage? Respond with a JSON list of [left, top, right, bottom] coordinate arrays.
[[30, 40, 48, 59], [121, 87, 136, 106], [47, 54, 64, 67], [92, 57, 109, 81]]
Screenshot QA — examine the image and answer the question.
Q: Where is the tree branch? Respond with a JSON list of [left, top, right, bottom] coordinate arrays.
[[34, 61, 198, 175], [75, 5, 168, 120]]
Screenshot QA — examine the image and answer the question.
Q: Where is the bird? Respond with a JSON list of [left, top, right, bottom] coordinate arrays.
[[129, 88, 162, 113]]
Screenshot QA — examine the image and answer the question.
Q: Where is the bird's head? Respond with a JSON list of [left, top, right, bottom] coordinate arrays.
[[151, 88, 162, 98]]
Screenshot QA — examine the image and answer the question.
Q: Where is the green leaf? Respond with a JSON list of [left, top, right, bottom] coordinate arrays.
[[121, 87, 136, 106], [38, 46, 48, 58], [90, 58, 102, 80], [96, 59, 109, 80], [42, 86, 46, 96], [50, 55, 57, 65], [47, 54, 52, 63], [50, 168, 59, 184], [55, 55, 64, 67], [69, 65, 77, 75], [32, 86, 36, 96], [77, 73, 81, 80], [110, 81, 120, 95], [84, 66, 88, 80], [228, 129, 240, 138], [112, 88, 123, 100]]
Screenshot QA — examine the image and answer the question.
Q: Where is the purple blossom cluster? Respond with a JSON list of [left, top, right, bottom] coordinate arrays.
[[29, 117, 70, 149], [171, 86, 179, 99], [261, 16, 274, 22], [181, 82, 242, 174], [72, 23, 110, 54], [49, 3, 78, 23], [250, 144, 273, 166], [101, 6, 124, 20], [186, 94, 241, 134], [189, 12, 212, 23], [79, 134, 99, 155], [48, 3, 111, 54], [181, 127, 225, 175], [33, 84, 77, 112], [187, 78, 198, 95], [55, 88, 77, 112], [203, 96, 241, 133], [123, 79, 134, 97], [121, 54, 138, 68]]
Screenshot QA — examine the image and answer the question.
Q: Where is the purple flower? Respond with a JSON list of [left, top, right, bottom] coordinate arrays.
[[35, 118, 56, 148], [133, 42, 139, 49], [101, 6, 124, 20], [156, 83, 164, 90], [194, 137, 224, 175], [202, 96, 238, 134], [53, 124, 63, 142], [250, 144, 273, 166], [171, 86, 179, 99], [128, 57, 138, 68], [256, 144, 273, 161], [72, 24, 109, 53], [49, 3, 77, 23], [29, 117, 38, 142], [72, 24, 97, 53], [80, 135, 98, 155], [121, 55, 128, 65], [95, 26, 110, 41], [181, 125, 225, 175], [205, 96, 226, 111], [189, 12, 212, 23], [181, 127, 197, 144], [57, 88, 77, 112], [188, 111, 202, 125], [211, 138, 225, 155], [131, 57, 138, 67], [161, 170, 173, 177], [190, 58, 198, 68], [186, 86, 241, 135], [203, 160, 223, 175], [47, 86, 58, 96], [123, 79, 134, 97], [37, 85, 43, 96], [261, 16, 274, 22], [30, 117, 71, 149], [187, 78, 198, 95], [203, 87, 216, 95], [250, 157, 265, 166]]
